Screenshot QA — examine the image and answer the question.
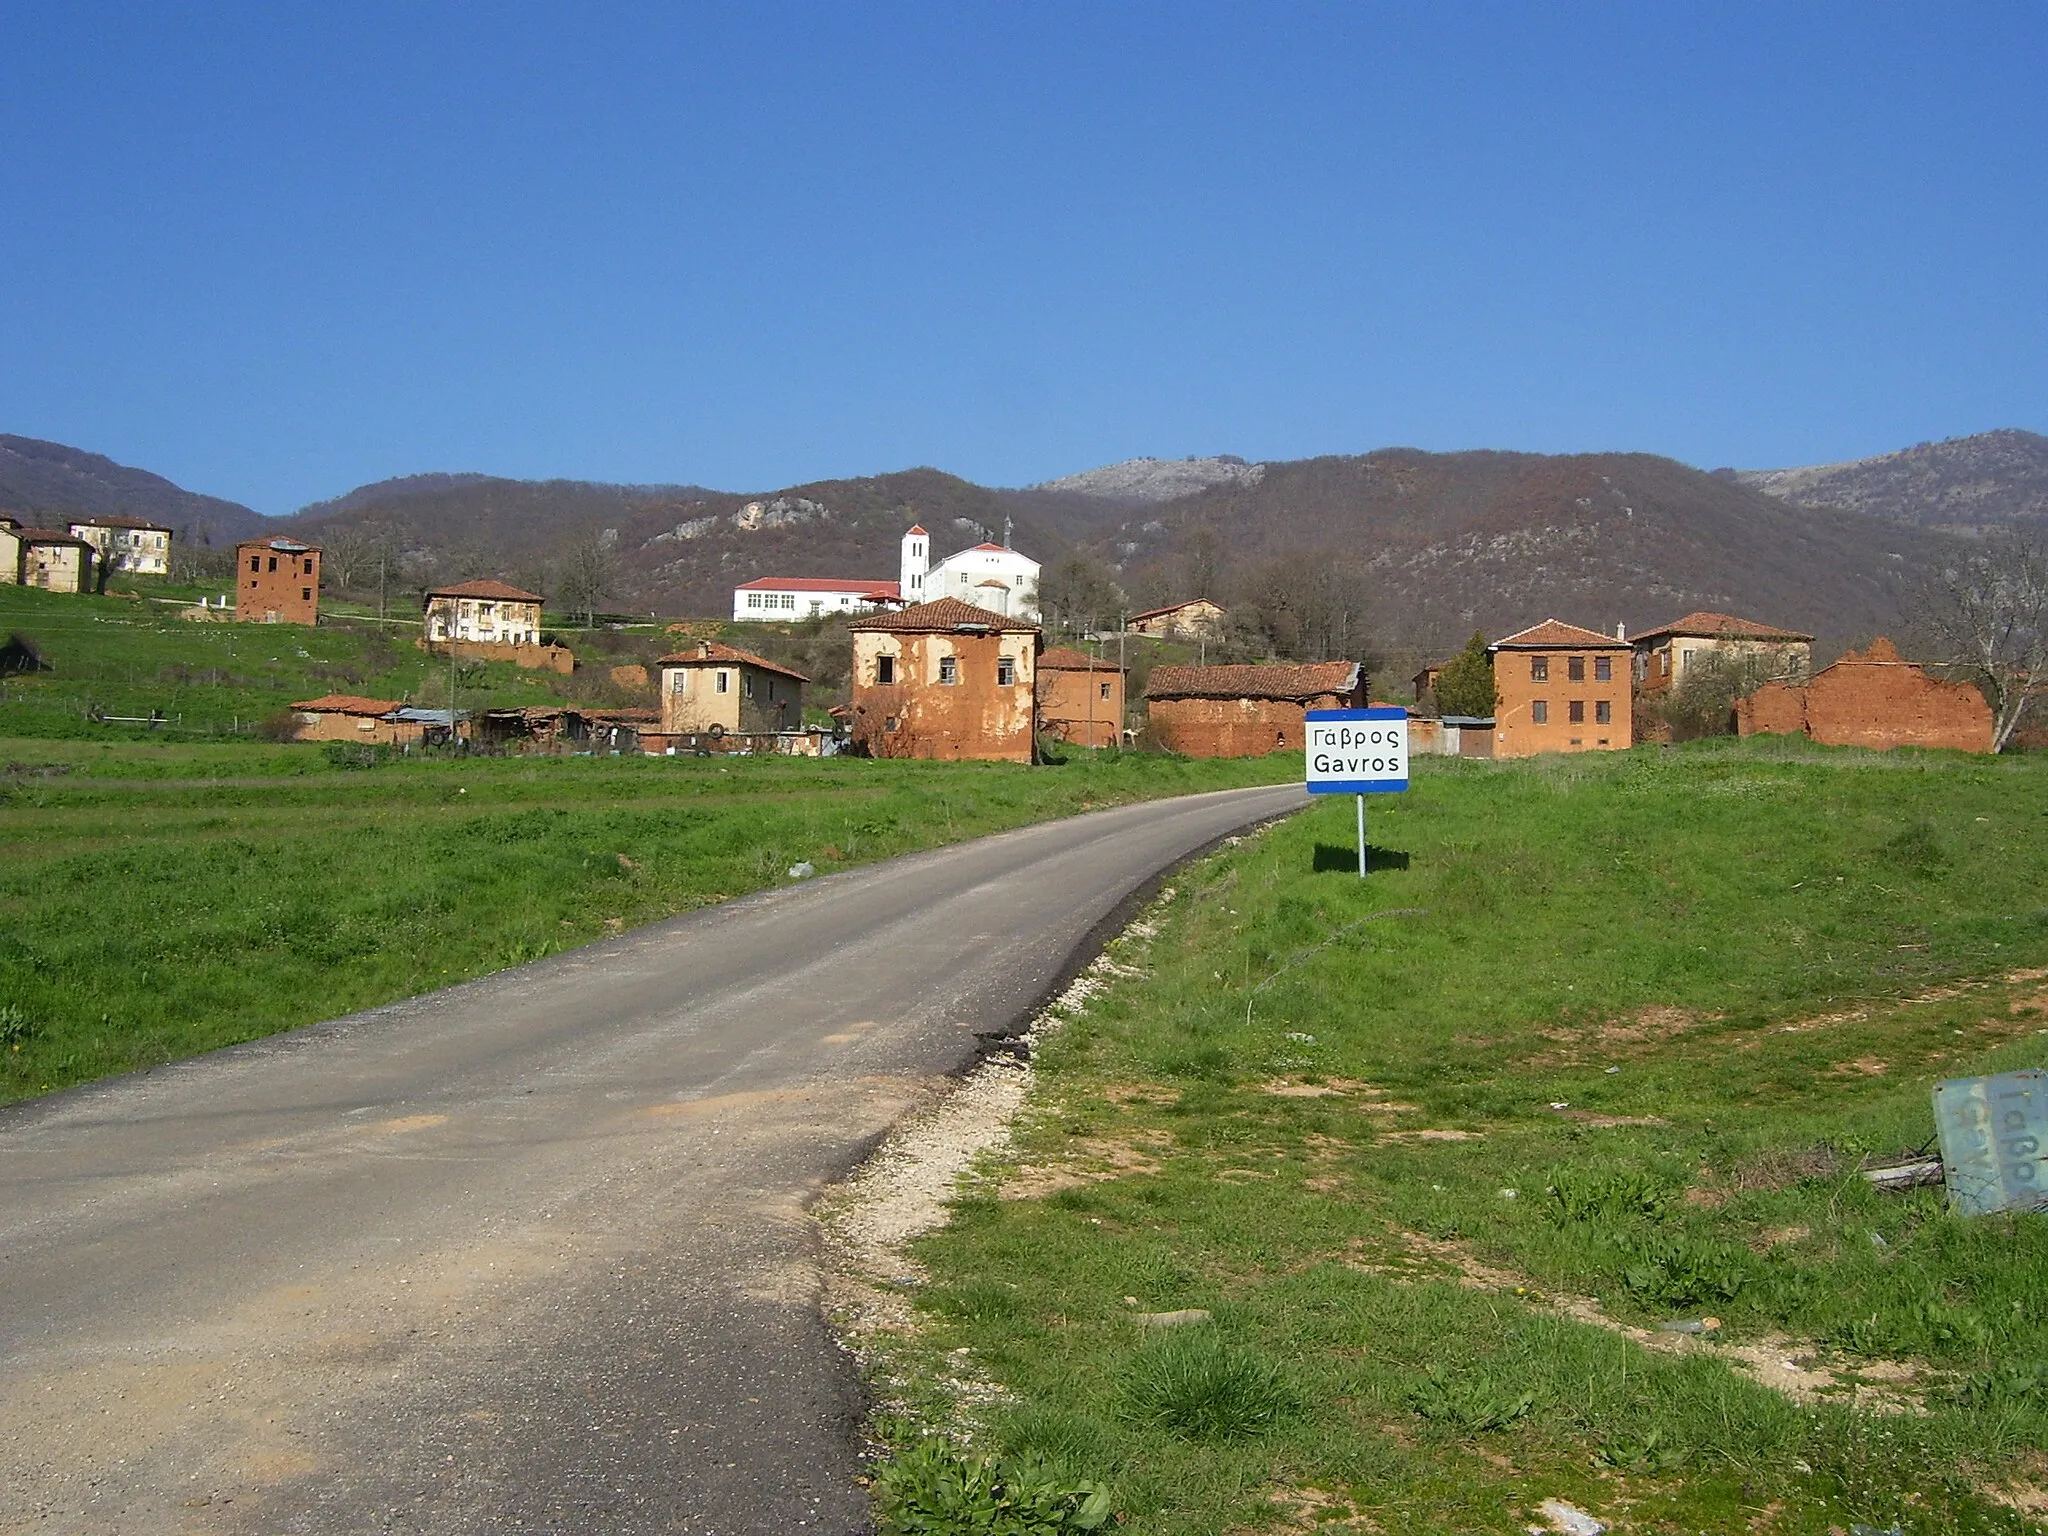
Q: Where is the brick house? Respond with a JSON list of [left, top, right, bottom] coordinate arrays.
[[287, 695, 421, 746], [1037, 647, 1126, 748], [0, 524, 95, 591], [657, 642, 809, 736], [1736, 637, 1995, 752], [846, 597, 1040, 761], [235, 537, 321, 624], [1143, 661, 1365, 758], [68, 516, 172, 577], [1489, 620, 1632, 757], [1126, 598, 1227, 639], [1632, 611, 1814, 698]]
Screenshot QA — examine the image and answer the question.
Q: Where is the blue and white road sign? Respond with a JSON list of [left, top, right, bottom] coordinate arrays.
[[1305, 707, 1409, 794]]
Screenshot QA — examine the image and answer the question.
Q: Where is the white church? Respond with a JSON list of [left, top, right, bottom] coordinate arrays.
[[732, 525, 1041, 622]]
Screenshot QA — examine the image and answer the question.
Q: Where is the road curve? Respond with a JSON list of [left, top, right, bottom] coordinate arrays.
[[0, 781, 1307, 1535]]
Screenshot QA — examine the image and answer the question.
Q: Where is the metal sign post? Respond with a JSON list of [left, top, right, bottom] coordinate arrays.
[[1305, 707, 1409, 877]]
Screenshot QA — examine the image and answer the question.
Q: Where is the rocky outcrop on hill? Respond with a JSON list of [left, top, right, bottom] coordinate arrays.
[[1027, 455, 1265, 504], [1735, 429, 2048, 532]]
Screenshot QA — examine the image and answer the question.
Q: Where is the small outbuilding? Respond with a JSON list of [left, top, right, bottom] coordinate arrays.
[[1037, 646, 1126, 748], [1126, 598, 1226, 640], [1142, 661, 1366, 757]]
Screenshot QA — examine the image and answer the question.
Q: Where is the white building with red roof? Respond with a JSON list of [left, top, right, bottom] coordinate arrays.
[[731, 523, 1039, 622]]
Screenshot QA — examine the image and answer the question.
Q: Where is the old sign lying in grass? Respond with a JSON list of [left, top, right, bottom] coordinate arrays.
[[1934, 1069, 2048, 1215]]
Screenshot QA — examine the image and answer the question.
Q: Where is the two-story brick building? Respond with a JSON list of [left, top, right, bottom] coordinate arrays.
[[846, 597, 1040, 761], [1489, 620, 1632, 757], [235, 537, 321, 624]]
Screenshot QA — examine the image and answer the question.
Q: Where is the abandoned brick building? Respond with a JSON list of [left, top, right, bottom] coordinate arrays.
[[236, 536, 321, 625], [847, 597, 1039, 761], [1143, 661, 1365, 758], [1736, 637, 1994, 753]]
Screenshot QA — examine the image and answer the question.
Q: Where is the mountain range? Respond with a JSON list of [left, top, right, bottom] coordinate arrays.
[[3, 428, 2041, 658]]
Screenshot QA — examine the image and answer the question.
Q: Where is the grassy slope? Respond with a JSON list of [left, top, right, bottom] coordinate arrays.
[[0, 742, 1298, 1103], [891, 741, 2048, 1534]]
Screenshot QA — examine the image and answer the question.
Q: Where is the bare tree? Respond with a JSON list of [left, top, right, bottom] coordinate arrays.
[[554, 530, 620, 628], [319, 528, 375, 593], [1913, 531, 2048, 752]]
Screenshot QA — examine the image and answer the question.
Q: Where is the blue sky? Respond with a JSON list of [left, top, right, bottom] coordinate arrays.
[[2, 3, 2043, 513]]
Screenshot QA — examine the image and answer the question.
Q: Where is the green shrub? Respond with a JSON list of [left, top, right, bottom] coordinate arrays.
[[320, 741, 392, 769], [1618, 1232, 1749, 1309], [1546, 1165, 1673, 1225], [1119, 1333, 1297, 1442], [1404, 1364, 1534, 1433], [871, 1438, 1112, 1535]]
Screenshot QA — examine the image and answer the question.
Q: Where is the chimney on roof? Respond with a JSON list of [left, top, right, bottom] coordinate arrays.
[[698, 643, 710, 658], [1002, 515, 1013, 549], [1615, 622, 1627, 641]]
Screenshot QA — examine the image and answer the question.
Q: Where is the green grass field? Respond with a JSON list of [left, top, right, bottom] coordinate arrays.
[[0, 741, 1296, 1102], [870, 740, 2048, 1534]]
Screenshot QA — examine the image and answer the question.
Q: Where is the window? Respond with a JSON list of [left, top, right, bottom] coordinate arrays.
[[876, 654, 896, 685], [1567, 655, 1585, 682], [1100, 681, 1112, 700], [305, 559, 315, 575], [249, 556, 260, 573], [1595, 700, 1611, 724], [301, 587, 312, 601], [716, 671, 730, 694], [1530, 656, 1549, 681], [1568, 700, 1585, 723], [939, 655, 959, 684], [670, 671, 687, 693], [884, 716, 899, 732], [998, 656, 1016, 686], [1594, 655, 1612, 682], [267, 556, 278, 572], [1531, 700, 1548, 723], [743, 675, 754, 700]]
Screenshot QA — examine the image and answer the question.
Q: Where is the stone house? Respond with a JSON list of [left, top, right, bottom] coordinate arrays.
[[1126, 599, 1226, 640], [0, 521, 95, 591], [68, 517, 172, 577], [1489, 620, 1633, 757], [424, 580, 544, 646], [1037, 647, 1126, 748], [657, 642, 809, 736], [1632, 611, 1814, 698], [1142, 661, 1365, 758], [846, 597, 1040, 761], [235, 537, 321, 624], [1736, 637, 1994, 752]]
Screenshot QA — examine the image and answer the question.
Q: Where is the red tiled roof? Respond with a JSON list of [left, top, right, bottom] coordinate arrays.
[[905, 524, 928, 536], [847, 597, 1039, 634], [1128, 598, 1223, 623], [9, 528, 92, 546], [656, 641, 810, 682], [290, 694, 401, 715], [1632, 610, 1815, 644], [424, 579, 544, 602], [1038, 646, 1125, 672], [1491, 619, 1630, 650], [966, 542, 1010, 552], [1143, 661, 1361, 701], [69, 515, 170, 532], [735, 576, 898, 596]]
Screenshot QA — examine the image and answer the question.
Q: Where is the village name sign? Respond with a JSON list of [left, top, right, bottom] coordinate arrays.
[[1305, 706, 1408, 877]]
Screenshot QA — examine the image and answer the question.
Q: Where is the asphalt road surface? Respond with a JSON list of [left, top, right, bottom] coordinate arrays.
[[0, 781, 1308, 1536]]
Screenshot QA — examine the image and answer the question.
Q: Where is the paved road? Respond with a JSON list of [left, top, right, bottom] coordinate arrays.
[[0, 782, 1307, 1536]]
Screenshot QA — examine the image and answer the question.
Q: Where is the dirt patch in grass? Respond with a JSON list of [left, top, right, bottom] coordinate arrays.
[[1530, 1003, 1711, 1064], [1001, 1132, 1169, 1198], [1102, 1082, 1180, 1108], [1259, 1076, 1391, 1099], [1378, 1127, 1482, 1142]]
